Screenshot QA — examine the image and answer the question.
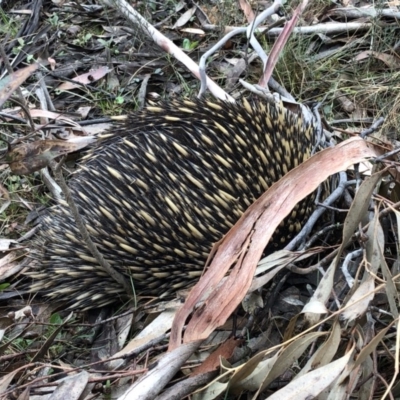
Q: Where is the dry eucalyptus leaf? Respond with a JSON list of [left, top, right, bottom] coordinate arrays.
[[0, 63, 40, 108], [267, 349, 353, 400], [48, 370, 89, 400], [7, 137, 96, 175], [341, 278, 375, 321]]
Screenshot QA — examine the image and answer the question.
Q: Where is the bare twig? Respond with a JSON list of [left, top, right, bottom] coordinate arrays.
[[199, 0, 282, 97], [109, 0, 233, 102], [286, 172, 351, 251]]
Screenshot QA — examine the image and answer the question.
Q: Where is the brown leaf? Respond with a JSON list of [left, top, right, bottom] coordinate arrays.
[[6, 137, 95, 175], [169, 137, 378, 350], [354, 50, 400, 69], [239, 0, 255, 23], [191, 337, 243, 376]]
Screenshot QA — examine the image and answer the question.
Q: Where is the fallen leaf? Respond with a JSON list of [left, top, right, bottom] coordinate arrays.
[[57, 66, 111, 91], [0, 63, 39, 108], [6, 137, 96, 175]]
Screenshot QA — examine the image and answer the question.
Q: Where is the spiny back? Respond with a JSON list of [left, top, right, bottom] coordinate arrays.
[[28, 98, 317, 309]]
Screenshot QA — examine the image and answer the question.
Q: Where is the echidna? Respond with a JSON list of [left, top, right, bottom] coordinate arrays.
[[27, 98, 317, 309]]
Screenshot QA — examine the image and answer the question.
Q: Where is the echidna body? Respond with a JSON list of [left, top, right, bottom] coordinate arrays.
[[28, 98, 317, 309]]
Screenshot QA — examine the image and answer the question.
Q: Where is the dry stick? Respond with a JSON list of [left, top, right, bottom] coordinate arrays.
[[239, 78, 295, 102], [360, 117, 385, 138], [266, 22, 373, 36], [119, 340, 203, 400], [51, 161, 133, 298], [110, 0, 233, 102], [155, 371, 218, 400], [198, 26, 246, 97], [285, 171, 349, 251], [329, 7, 400, 19], [201, 22, 373, 35], [289, 196, 400, 276], [198, 0, 286, 99], [35, 72, 63, 201]]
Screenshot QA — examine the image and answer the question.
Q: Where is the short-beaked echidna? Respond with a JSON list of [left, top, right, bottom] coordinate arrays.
[[27, 98, 317, 309]]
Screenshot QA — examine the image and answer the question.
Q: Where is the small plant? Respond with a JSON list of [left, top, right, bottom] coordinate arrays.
[[97, 38, 119, 55], [73, 32, 93, 47], [11, 38, 25, 55], [182, 38, 198, 51], [115, 95, 124, 105], [0, 8, 19, 35], [48, 13, 60, 27]]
